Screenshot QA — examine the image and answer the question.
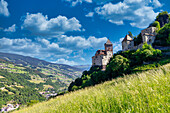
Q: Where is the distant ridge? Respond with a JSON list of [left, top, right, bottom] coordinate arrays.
[[0, 52, 81, 71], [73, 65, 91, 71]]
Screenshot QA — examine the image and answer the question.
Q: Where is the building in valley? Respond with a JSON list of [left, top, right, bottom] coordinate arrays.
[[92, 39, 113, 71]]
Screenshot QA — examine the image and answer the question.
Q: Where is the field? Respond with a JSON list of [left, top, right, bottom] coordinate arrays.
[[14, 63, 170, 113]]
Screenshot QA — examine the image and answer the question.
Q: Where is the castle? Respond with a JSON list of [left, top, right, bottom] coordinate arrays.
[[92, 39, 113, 71], [92, 27, 157, 71], [122, 27, 157, 51]]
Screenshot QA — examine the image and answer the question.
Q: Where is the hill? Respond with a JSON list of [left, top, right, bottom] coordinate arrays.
[[0, 59, 46, 108], [0, 52, 82, 108], [13, 63, 170, 113], [0, 52, 82, 87]]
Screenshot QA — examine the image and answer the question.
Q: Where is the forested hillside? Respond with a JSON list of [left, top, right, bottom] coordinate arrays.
[[0, 53, 82, 108], [68, 43, 170, 91], [0, 52, 82, 87], [0, 59, 46, 108]]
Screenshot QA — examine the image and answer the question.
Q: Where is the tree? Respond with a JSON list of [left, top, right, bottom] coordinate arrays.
[[134, 33, 143, 46], [107, 55, 130, 78], [153, 22, 170, 46], [150, 21, 160, 32], [156, 11, 169, 20], [128, 31, 133, 38], [134, 43, 162, 62]]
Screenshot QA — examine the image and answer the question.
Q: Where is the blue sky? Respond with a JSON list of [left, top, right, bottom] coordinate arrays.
[[0, 0, 169, 65]]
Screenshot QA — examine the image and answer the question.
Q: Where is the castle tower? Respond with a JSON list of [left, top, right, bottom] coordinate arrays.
[[105, 39, 113, 53], [122, 35, 134, 51], [92, 39, 113, 71]]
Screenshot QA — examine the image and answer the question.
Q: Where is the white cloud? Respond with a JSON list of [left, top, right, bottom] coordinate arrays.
[[0, 37, 72, 59], [0, 0, 9, 17], [113, 37, 124, 53], [152, 0, 162, 8], [65, 0, 113, 6], [54, 58, 78, 65], [109, 20, 124, 25], [0, 36, 108, 65], [95, 0, 162, 28], [65, 0, 92, 6], [87, 36, 108, 49], [58, 35, 107, 50], [80, 57, 85, 61], [21, 13, 82, 36], [4, 24, 16, 32], [85, 12, 94, 17]]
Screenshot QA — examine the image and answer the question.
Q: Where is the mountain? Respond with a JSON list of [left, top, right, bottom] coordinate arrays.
[[13, 63, 170, 113], [0, 53, 82, 108], [0, 52, 82, 85], [0, 52, 81, 71], [0, 52, 82, 108], [0, 59, 46, 108]]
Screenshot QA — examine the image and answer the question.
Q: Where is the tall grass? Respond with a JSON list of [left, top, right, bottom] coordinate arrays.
[[14, 64, 170, 113]]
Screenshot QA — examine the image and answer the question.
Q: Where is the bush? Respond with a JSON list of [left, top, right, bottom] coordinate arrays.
[[153, 22, 170, 46], [134, 43, 162, 62], [150, 21, 160, 32]]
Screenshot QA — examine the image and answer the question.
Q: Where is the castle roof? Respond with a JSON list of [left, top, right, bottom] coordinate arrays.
[[105, 39, 112, 45], [141, 27, 157, 33], [95, 50, 106, 56], [122, 35, 133, 42]]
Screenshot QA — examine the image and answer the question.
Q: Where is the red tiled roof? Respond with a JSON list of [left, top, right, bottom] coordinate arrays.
[[105, 39, 112, 44], [95, 50, 106, 56]]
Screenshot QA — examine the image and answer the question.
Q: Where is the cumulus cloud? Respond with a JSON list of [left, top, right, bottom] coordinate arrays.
[[58, 35, 107, 50], [0, 35, 108, 64], [4, 24, 16, 32], [80, 57, 85, 61], [54, 58, 78, 65], [65, 0, 92, 6], [112, 37, 124, 53], [85, 12, 94, 17], [152, 0, 162, 8], [0, 0, 9, 16], [0, 37, 72, 59], [64, 0, 113, 6], [95, 0, 162, 28], [21, 13, 82, 36]]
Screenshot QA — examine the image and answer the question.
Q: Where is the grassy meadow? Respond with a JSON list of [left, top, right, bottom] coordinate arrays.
[[14, 64, 170, 113]]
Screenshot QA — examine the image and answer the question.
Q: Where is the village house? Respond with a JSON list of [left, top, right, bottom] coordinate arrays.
[[1, 104, 19, 113], [92, 39, 113, 71], [122, 27, 157, 51]]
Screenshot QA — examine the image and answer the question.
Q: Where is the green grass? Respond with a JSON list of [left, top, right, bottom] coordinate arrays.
[[0, 75, 5, 78], [133, 57, 170, 71], [14, 64, 170, 113]]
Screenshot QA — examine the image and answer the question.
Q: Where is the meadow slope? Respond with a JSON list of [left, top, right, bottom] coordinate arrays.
[[14, 64, 170, 113]]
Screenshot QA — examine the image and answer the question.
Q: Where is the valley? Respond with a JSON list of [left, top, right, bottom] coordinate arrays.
[[0, 53, 82, 108]]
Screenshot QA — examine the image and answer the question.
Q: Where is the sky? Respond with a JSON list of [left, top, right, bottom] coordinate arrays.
[[0, 0, 169, 65]]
